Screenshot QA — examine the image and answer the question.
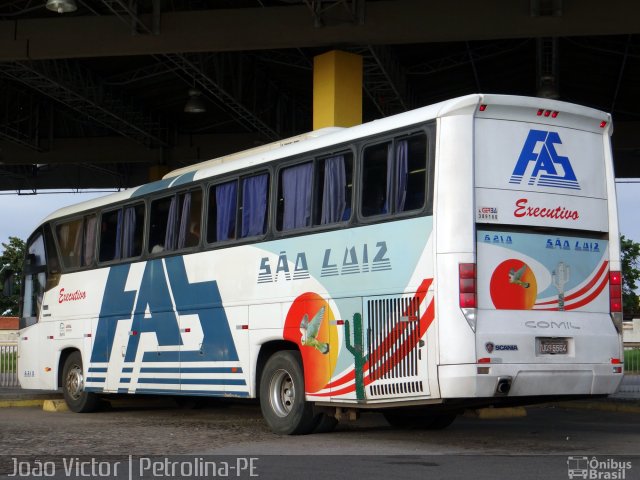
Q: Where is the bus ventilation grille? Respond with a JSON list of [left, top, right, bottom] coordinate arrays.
[[369, 381, 424, 397], [366, 295, 423, 398]]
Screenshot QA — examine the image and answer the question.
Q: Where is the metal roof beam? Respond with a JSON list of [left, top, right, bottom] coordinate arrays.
[[2, 1, 640, 61]]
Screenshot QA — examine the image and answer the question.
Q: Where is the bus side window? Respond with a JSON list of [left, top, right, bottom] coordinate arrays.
[[277, 162, 313, 231], [55, 219, 83, 269], [150, 190, 201, 253], [207, 180, 238, 243], [240, 173, 269, 238], [182, 190, 203, 248], [99, 210, 119, 262], [315, 153, 353, 225], [361, 142, 391, 217], [361, 134, 427, 217], [99, 204, 144, 262], [401, 133, 427, 212]]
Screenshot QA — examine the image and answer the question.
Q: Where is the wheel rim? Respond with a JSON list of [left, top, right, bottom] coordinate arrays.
[[66, 364, 84, 400], [269, 368, 295, 417]]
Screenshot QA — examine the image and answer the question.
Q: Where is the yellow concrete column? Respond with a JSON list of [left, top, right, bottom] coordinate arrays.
[[313, 50, 362, 130]]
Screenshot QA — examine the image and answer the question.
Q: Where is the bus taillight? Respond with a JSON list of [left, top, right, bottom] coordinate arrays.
[[459, 263, 476, 308], [609, 271, 622, 313], [609, 270, 624, 334]]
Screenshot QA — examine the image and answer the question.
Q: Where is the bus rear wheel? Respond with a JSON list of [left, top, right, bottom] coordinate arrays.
[[259, 351, 317, 435], [62, 351, 98, 413]]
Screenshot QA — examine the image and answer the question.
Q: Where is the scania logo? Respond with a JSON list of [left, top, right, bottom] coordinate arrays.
[[486, 342, 518, 353], [510, 130, 580, 191]]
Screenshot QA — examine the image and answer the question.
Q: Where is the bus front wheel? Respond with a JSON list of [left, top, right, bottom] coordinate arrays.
[[62, 351, 98, 413], [259, 351, 317, 435]]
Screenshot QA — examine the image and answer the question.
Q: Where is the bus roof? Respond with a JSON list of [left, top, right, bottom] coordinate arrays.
[[39, 93, 610, 225]]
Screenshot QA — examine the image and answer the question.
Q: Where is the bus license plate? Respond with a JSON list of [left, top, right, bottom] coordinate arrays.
[[539, 339, 568, 355]]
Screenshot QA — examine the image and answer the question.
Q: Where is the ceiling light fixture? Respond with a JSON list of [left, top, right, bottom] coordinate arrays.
[[45, 0, 78, 14], [184, 89, 206, 114]]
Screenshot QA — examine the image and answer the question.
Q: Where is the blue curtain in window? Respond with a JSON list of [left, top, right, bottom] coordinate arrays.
[[216, 181, 237, 241], [114, 209, 123, 259], [320, 156, 346, 224], [177, 192, 191, 249], [282, 163, 313, 230], [396, 140, 408, 212], [122, 207, 137, 258], [241, 174, 268, 238], [165, 196, 179, 250]]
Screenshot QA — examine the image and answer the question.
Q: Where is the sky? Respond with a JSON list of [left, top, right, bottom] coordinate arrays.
[[1, 182, 639, 253]]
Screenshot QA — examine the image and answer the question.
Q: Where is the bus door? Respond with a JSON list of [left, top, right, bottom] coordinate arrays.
[[18, 231, 48, 389]]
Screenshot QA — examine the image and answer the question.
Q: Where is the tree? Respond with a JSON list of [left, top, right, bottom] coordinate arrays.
[[0, 236, 25, 316], [621, 235, 640, 319]]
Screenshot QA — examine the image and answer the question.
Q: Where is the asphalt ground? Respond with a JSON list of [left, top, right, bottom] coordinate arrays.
[[1, 385, 640, 414]]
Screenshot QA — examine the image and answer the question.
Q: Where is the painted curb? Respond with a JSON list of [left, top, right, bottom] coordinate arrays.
[[42, 399, 69, 412], [0, 399, 46, 408], [464, 406, 528, 419]]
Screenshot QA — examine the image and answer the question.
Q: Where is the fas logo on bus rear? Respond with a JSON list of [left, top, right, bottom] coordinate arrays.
[[510, 129, 580, 191]]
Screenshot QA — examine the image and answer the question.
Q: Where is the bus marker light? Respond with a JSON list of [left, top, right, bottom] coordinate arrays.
[[129, 331, 138, 336], [478, 358, 491, 364], [44, 367, 52, 372], [84, 333, 92, 338], [181, 328, 191, 333], [479, 104, 487, 111], [611, 358, 621, 364], [47, 336, 54, 340], [237, 325, 249, 330], [551, 111, 559, 118], [22, 337, 27, 341], [331, 320, 345, 326], [544, 110, 551, 117], [537, 109, 543, 116], [600, 121, 607, 128]]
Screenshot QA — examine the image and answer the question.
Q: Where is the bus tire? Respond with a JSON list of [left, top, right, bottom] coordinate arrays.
[[62, 351, 98, 413], [259, 351, 316, 435]]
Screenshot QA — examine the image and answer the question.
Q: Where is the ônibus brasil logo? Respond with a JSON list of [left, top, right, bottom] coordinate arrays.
[[510, 129, 580, 190]]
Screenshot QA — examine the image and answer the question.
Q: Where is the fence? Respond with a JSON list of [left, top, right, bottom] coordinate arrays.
[[617, 344, 640, 395], [0, 343, 19, 388]]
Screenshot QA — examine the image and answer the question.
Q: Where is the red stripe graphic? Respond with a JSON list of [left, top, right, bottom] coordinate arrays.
[[317, 278, 434, 397], [535, 260, 608, 307], [535, 271, 609, 311]]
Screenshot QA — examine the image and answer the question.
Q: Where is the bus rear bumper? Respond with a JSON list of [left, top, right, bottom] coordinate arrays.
[[438, 363, 623, 399]]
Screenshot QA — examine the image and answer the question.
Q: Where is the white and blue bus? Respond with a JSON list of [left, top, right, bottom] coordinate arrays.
[[17, 94, 624, 434]]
